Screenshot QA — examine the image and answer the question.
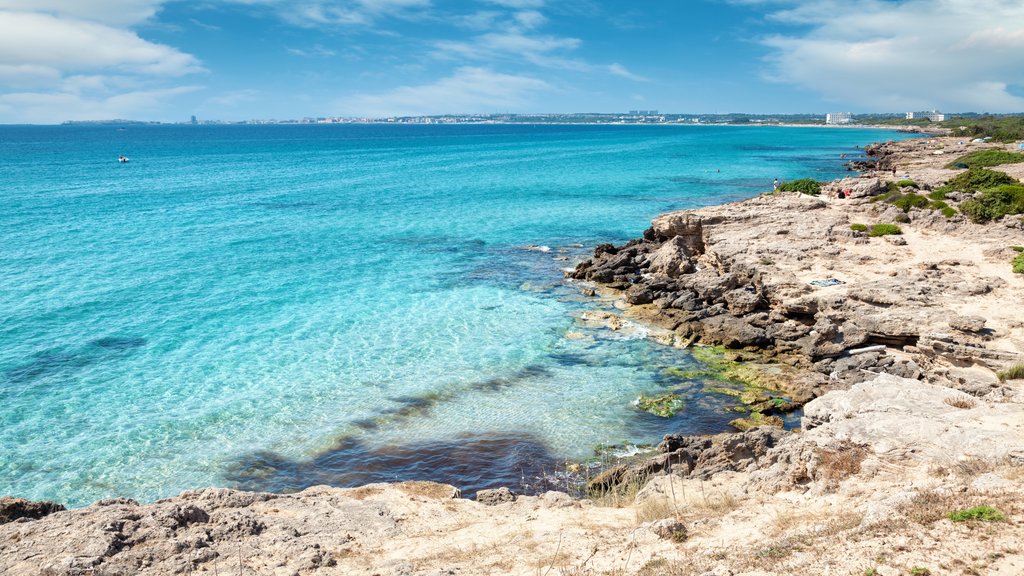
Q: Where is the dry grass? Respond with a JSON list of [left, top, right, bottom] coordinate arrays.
[[398, 481, 460, 499], [635, 497, 680, 524], [816, 442, 868, 488], [944, 396, 977, 409], [929, 456, 1002, 480], [689, 487, 741, 516]]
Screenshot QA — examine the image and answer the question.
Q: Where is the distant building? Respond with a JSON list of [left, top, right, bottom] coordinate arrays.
[[825, 112, 853, 125], [906, 110, 945, 122], [190, 115, 197, 125]]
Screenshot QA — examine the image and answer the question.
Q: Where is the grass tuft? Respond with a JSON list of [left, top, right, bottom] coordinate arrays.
[[943, 396, 976, 409], [997, 362, 1024, 382], [868, 223, 902, 237], [948, 506, 1005, 523], [850, 223, 868, 232]]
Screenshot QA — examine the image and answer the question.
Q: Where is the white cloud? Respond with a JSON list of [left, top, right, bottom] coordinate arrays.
[[0, 11, 202, 76], [0, 0, 164, 26], [0, 3, 203, 123], [751, 0, 1024, 111], [336, 66, 552, 116]]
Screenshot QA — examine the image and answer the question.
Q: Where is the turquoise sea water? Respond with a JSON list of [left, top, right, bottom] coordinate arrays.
[[1, 124, 913, 506]]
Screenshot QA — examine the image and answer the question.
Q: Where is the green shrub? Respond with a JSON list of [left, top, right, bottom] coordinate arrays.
[[959, 199, 986, 222], [890, 192, 929, 212], [868, 224, 902, 237], [945, 150, 1024, 169], [998, 362, 1024, 382], [777, 178, 821, 196], [870, 190, 897, 203], [850, 223, 868, 232], [895, 179, 918, 188], [936, 167, 1018, 195], [928, 189, 948, 201], [959, 185, 1024, 222], [940, 206, 956, 218], [1014, 253, 1024, 274], [948, 506, 1005, 522], [1012, 246, 1024, 252]]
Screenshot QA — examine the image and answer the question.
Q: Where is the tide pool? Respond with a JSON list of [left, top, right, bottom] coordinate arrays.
[[0, 124, 914, 506]]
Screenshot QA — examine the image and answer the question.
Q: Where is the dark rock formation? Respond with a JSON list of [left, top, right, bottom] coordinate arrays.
[[0, 497, 66, 524]]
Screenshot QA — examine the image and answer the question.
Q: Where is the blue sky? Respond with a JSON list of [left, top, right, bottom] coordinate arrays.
[[1, 0, 1023, 123]]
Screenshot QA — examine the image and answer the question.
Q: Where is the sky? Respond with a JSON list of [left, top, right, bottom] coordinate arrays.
[[1, 0, 1023, 123]]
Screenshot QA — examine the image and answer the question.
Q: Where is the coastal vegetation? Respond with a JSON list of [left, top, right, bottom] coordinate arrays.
[[873, 186, 955, 217], [958, 185, 1024, 223], [867, 223, 902, 237], [935, 167, 1018, 196], [1013, 250, 1024, 275], [946, 150, 1024, 169], [776, 178, 821, 196], [948, 506, 1006, 523], [998, 363, 1024, 382], [889, 192, 930, 212], [946, 115, 1024, 143], [850, 223, 868, 232]]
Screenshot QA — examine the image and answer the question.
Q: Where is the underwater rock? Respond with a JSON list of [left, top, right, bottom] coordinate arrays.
[[634, 393, 686, 418], [729, 413, 785, 432]]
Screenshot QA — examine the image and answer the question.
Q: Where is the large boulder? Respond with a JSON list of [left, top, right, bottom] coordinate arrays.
[[647, 235, 697, 277], [649, 213, 705, 253]]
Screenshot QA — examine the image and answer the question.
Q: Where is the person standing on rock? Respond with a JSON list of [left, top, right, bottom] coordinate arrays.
[[773, 178, 779, 191]]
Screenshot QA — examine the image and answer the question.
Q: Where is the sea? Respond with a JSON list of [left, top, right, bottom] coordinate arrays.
[[0, 123, 915, 507]]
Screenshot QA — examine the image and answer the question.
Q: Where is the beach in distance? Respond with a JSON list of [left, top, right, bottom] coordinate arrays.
[[0, 123, 914, 507]]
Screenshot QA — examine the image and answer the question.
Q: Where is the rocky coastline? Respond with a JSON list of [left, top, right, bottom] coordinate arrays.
[[4, 135, 1024, 575]]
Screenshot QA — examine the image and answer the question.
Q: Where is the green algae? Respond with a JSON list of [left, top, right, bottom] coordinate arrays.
[[729, 412, 784, 431], [634, 392, 686, 418], [662, 367, 710, 380]]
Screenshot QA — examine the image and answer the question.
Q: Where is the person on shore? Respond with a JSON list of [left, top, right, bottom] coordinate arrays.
[[892, 165, 897, 176], [772, 178, 779, 191]]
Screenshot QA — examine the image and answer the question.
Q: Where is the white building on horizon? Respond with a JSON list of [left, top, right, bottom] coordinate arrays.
[[826, 112, 853, 125], [906, 110, 945, 122]]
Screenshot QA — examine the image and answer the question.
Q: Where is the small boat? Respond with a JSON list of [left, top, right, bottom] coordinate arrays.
[[118, 155, 130, 163]]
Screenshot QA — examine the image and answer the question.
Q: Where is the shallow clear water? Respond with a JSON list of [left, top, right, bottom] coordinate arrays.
[[0, 124, 913, 506]]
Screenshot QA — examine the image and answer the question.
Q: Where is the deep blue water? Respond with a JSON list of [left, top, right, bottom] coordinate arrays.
[[0, 123, 912, 506]]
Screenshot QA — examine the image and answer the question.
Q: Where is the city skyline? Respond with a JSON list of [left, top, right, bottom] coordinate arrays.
[[1, 0, 1023, 124]]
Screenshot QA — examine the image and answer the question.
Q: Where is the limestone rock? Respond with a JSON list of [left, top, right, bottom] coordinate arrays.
[[949, 315, 986, 333], [646, 518, 687, 541], [650, 213, 705, 252], [801, 373, 1024, 462], [475, 487, 516, 505], [647, 235, 697, 277]]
